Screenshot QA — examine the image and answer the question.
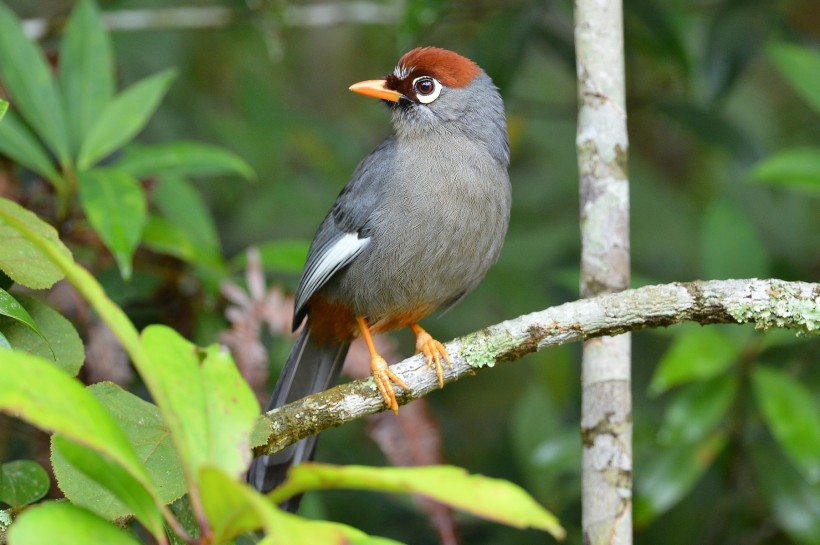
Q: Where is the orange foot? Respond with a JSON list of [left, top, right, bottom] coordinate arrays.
[[370, 353, 408, 415], [357, 316, 408, 414], [411, 324, 452, 388]]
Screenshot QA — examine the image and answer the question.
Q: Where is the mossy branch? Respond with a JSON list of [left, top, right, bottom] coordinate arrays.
[[252, 278, 819, 458]]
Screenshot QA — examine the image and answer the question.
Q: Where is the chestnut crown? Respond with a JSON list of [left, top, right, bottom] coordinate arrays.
[[384, 47, 481, 104]]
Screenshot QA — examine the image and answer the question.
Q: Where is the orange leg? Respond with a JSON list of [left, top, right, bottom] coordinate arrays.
[[357, 316, 407, 415], [410, 323, 452, 388]]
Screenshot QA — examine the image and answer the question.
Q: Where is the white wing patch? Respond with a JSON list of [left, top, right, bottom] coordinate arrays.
[[295, 232, 371, 311]]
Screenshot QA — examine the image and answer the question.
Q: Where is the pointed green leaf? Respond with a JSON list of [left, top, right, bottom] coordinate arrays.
[[751, 147, 820, 194], [0, 294, 86, 370], [635, 434, 726, 524], [141, 215, 224, 271], [200, 466, 406, 545], [114, 141, 255, 180], [7, 502, 142, 545], [154, 176, 222, 255], [0, 460, 50, 507], [0, 3, 70, 164], [78, 69, 177, 170], [0, 197, 70, 289], [649, 326, 741, 395], [0, 288, 41, 338], [752, 366, 820, 483], [272, 464, 565, 539], [0, 110, 63, 187], [140, 326, 259, 487], [0, 351, 164, 538], [78, 169, 146, 279], [59, 0, 115, 154], [768, 43, 820, 116], [52, 383, 186, 519]]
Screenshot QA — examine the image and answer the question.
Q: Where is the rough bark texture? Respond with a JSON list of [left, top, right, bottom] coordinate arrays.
[[574, 0, 632, 542], [252, 279, 820, 458]]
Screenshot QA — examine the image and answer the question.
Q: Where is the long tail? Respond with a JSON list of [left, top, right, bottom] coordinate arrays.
[[247, 322, 349, 508]]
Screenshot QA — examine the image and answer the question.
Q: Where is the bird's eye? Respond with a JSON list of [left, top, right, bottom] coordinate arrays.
[[413, 77, 442, 104]]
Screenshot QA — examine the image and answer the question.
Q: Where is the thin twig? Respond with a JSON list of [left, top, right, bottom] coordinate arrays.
[[20, 2, 403, 40]]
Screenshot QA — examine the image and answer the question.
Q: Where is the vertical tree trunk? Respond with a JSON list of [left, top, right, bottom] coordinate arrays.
[[574, 0, 632, 543]]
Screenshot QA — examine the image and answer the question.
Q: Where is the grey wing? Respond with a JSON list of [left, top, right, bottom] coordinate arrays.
[[291, 136, 396, 328]]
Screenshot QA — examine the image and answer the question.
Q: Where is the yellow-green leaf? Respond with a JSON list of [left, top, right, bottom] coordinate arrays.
[[272, 464, 564, 539], [8, 501, 142, 545], [0, 198, 70, 289]]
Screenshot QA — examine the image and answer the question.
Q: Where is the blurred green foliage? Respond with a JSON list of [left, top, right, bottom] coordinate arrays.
[[0, 0, 818, 544]]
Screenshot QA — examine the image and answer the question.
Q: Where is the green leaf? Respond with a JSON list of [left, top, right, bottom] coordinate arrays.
[[649, 327, 741, 395], [140, 326, 259, 488], [58, 0, 115, 155], [752, 366, 820, 483], [635, 434, 726, 525], [52, 437, 163, 530], [52, 383, 186, 519], [231, 239, 310, 275], [701, 200, 768, 279], [114, 141, 255, 181], [0, 110, 63, 187], [768, 43, 820, 116], [0, 330, 10, 349], [271, 464, 565, 539], [0, 351, 164, 538], [752, 442, 820, 545], [0, 460, 50, 507], [141, 215, 224, 271], [658, 375, 737, 445], [0, 197, 71, 289], [7, 501, 142, 545], [0, 196, 148, 383], [0, 294, 83, 375], [0, 2, 70, 164], [78, 169, 146, 279], [751, 147, 820, 194], [153, 176, 222, 256], [199, 466, 405, 545], [77, 69, 177, 170], [0, 288, 42, 339], [0, 98, 7, 120]]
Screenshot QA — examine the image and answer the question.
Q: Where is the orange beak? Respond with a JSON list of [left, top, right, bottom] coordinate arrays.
[[349, 79, 403, 103]]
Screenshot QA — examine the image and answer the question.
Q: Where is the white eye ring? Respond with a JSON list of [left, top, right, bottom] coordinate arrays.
[[412, 76, 442, 104]]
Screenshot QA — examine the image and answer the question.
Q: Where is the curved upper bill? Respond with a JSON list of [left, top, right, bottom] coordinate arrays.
[[349, 79, 403, 103]]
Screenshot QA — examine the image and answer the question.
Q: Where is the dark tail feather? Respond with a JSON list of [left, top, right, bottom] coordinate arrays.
[[247, 322, 349, 508]]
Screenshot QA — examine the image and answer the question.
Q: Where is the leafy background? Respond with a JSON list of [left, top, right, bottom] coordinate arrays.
[[1, 0, 818, 544]]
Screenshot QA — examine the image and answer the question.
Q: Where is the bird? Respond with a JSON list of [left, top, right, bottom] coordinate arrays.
[[247, 47, 511, 503]]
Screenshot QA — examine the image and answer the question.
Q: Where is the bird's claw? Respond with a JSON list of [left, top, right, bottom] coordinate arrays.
[[415, 330, 452, 388], [371, 354, 407, 415]]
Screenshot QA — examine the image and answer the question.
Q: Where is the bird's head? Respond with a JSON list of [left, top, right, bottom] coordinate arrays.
[[350, 47, 509, 164]]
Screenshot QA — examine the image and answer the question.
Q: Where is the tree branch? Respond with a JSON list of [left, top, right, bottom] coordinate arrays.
[[252, 279, 819, 457], [20, 2, 402, 40], [574, 0, 632, 540]]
